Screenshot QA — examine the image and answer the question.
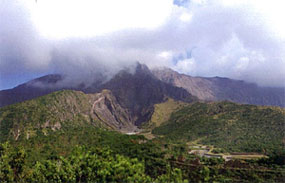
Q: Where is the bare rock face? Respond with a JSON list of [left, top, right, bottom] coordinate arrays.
[[152, 68, 216, 101], [90, 89, 138, 133], [152, 68, 285, 107]]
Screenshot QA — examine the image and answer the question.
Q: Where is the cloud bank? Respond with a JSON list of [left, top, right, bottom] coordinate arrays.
[[0, 0, 284, 89]]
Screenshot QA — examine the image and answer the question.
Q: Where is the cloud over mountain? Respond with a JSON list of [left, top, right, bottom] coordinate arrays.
[[0, 0, 284, 89]]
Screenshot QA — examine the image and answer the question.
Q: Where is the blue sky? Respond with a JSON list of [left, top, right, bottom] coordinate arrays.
[[0, 0, 284, 90]]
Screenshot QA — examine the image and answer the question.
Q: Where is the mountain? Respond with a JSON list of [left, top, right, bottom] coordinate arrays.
[[0, 65, 197, 140], [152, 101, 285, 154], [0, 64, 196, 126], [91, 64, 196, 125], [0, 74, 65, 107], [152, 68, 285, 107], [1, 64, 284, 109], [0, 73, 104, 108]]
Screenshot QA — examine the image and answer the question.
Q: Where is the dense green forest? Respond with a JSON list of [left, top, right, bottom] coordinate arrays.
[[153, 101, 285, 154], [1, 127, 285, 182]]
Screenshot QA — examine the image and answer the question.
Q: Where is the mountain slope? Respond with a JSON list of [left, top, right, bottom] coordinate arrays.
[[0, 74, 65, 107], [0, 90, 137, 142], [90, 89, 137, 133], [152, 68, 285, 107], [152, 101, 285, 154]]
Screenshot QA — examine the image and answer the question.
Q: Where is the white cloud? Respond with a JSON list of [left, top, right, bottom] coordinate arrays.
[[1, 0, 285, 89], [179, 13, 192, 22], [158, 51, 173, 59], [174, 58, 197, 75], [217, 0, 285, 39], [24, 0, 173, 39]]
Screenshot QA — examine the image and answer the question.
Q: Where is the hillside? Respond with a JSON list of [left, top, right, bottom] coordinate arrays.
[[142, 98, 187, 130], [152, 101, 285, 154], [152, 68, 285, 107], [0, 90, 138, 142]]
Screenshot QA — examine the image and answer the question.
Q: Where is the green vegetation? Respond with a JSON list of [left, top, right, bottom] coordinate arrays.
[[0, 90, 106, 142], [0, 125, 186, 182], [1, 90, 285, 182], [145, 98, 187, 129], [0, 142, 184, 182], [153, 101, 285, 155], [1, 127, 285, 182], [140, 98, 187, 139]]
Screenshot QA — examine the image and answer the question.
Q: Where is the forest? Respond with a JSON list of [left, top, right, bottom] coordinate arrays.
[[1, 127, 285, 182]]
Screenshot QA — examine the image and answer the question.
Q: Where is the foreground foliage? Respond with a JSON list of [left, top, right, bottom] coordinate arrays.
[[1, 127, 284, 182], [1, 142, 186, 182]]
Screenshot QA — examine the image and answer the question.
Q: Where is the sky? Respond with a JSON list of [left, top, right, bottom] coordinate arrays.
[[0, 0, 285, 89]]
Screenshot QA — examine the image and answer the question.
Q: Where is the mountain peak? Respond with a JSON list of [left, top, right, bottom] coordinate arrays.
[[133, 62, 152, 76], [26, 74, 64, 88], [135, 62, 148, 69]]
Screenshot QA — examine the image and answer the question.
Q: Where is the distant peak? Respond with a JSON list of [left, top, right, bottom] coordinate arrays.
[[132, 62, 152, 76], [34, 74, 63, 84], [23, 74, 64, 89]]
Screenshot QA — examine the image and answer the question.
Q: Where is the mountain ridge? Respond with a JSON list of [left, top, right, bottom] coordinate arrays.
[[152, 67, 285, 107], [0, 63, 284, 108]]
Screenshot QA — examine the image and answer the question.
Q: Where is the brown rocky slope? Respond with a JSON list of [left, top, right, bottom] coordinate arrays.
[[152, 67, 285, 107]]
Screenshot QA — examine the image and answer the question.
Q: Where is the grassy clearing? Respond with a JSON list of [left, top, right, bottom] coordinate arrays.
[[148, 98, 187, 129]]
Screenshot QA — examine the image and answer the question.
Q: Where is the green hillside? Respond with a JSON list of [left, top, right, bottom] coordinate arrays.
[[0, 90, 101, 142], [0, 89, 140, 142], [152, 101, 285, 154]]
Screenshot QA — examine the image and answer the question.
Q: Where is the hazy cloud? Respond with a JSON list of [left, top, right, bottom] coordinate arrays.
[[0, 0, 284, 89], [0, 0, 52, 88]]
